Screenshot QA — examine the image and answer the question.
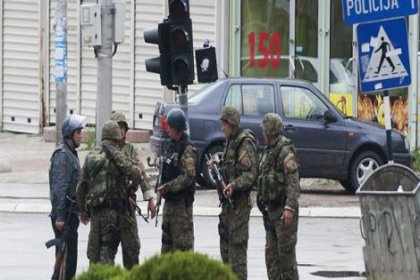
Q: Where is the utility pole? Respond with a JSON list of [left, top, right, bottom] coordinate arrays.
[[55, 0, 68, 145], [95, 0, 114, 145]]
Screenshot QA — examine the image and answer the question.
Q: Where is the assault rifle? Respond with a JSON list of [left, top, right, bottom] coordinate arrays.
[[205, 153, 234, 208], [102, 144, 149, 223], [45, 196, 75, 280], [147, 156, 164, 227]]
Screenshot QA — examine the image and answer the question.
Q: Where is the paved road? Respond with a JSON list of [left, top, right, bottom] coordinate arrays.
[[0, 132, 366, 280], [0, 214, 365, 280]]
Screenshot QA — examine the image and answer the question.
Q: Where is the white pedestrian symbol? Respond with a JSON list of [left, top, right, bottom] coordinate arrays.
[[360, 26, 408, 84]]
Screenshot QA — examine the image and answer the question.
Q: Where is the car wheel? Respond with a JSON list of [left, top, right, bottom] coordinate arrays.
[[347, 151, 383, 193], [201, 144, 225, 189]]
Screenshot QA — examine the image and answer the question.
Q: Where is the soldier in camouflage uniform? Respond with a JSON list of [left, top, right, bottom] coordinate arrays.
[[257, 113, 300, 280], [77, 120, 148, 267], [213, 106, 258, 280], [110, 111, 156, 268], [157, 108, 197, 253]]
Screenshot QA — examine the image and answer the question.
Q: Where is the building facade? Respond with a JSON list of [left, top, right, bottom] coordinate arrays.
[[0, 0, 419, 149]]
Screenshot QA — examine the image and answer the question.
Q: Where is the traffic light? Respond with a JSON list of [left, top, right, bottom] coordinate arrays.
[[144, 21, 173, 87], [195, 45, 218, 83], [168, 0, 194, 85]]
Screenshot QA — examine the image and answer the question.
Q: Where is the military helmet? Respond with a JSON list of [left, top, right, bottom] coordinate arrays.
[[167, 108, 187, 131], [62, 114, 87, 138], [101, 120, 121, 141], [220, 106, 240, 127], [261, 113, 283, 136], [110, 111, 128, 130]]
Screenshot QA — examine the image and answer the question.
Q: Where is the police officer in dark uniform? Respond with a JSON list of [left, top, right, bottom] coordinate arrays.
[[49, 114, 86, 280], [157, 108, 197, 253]]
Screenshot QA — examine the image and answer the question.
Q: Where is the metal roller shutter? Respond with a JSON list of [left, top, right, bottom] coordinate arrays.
[[2, 0, 42, 133]]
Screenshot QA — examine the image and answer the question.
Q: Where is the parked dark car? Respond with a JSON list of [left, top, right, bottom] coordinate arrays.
[[150, 78, 412, 192]]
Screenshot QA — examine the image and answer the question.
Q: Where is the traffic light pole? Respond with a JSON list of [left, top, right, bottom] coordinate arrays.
[[95, 0, 114, 145], [177, 85, 189, 133]]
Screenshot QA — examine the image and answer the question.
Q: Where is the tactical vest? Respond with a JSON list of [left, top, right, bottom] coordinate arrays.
[[258, 135, 294, 206], [161, 134, 195, 205], [220, 128, 258, 199], [85, 149, 127, 209]]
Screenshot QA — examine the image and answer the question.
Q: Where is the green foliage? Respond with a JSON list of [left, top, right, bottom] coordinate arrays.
[[75, 264, 127, 280], [127, 251, 237, 280], [412, 148, 420, 171], [74, 252, 236, 280]]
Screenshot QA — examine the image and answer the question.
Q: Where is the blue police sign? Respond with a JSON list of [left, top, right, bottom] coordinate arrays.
[[357, 17, 411, 93], [342, 0, 418, 24]]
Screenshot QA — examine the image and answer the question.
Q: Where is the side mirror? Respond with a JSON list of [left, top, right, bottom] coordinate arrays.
[[324, 110, 337, 123]]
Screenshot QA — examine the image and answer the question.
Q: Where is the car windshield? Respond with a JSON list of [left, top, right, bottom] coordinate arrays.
[[188, 81, 222, 104]]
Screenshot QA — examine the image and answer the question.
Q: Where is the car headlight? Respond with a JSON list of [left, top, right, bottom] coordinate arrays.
[[404, 136, 410, 151]]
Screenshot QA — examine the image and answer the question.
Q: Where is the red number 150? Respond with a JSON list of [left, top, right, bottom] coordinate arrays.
[[248, 32, 282, 69]]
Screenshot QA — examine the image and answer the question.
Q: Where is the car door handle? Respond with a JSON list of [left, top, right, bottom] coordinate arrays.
[[284, 125, 295, 132]]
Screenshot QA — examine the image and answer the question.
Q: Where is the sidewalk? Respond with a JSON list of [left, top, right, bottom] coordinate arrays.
[[0, 132, 361, 218]]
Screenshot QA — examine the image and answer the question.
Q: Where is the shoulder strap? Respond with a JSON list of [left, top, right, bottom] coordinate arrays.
[[272, 136, 293, 169], [176, 135, 195, 164]]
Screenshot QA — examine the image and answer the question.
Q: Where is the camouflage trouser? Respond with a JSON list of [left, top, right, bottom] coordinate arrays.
[[264, 207, 299, 280], [87, 208, 120, 266], [161, 198, 194, 254], [218, 195, 252, 280], [119, 208, 140, 269]]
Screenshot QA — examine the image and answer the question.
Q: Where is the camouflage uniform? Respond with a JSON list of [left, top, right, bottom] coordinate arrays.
[[76, 121, 147, 267], [111, 112, 153, 269], [257, 113, 300, 280], [160, 132, 197, 253], [218, 106, 258, 280]]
